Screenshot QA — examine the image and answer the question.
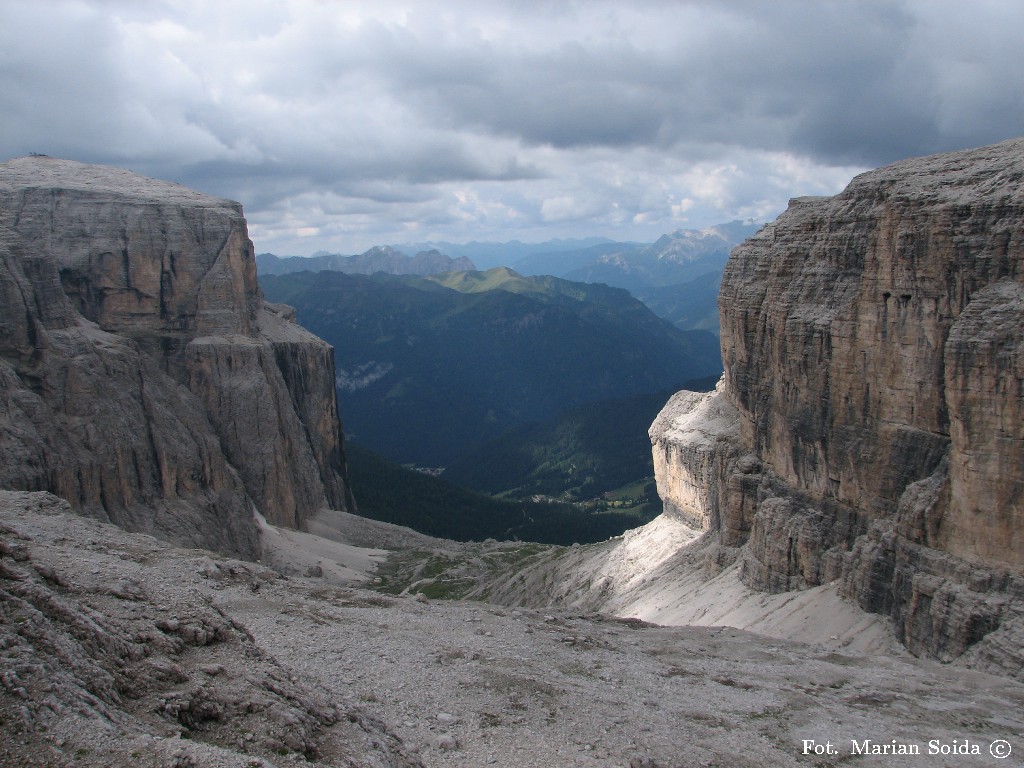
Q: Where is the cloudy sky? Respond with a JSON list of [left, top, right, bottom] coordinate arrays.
[[2, 0, 1022, 255]]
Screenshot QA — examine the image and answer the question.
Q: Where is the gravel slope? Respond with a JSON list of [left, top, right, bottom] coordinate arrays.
[[2, 491, 1023, 768]]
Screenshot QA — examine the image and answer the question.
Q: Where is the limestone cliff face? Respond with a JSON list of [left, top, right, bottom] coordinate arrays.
[[652, 139, 1024, 670], [0, 156, 353, 555]]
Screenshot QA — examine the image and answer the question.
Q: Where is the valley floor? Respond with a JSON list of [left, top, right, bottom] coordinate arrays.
[[2, 492, 1023, 768]]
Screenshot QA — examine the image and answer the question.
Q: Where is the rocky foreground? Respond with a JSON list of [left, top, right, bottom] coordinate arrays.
[[3, 491, 1023, 768]]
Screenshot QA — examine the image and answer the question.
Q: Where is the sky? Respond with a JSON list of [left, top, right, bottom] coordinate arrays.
[[2, 0, 1022, 256]]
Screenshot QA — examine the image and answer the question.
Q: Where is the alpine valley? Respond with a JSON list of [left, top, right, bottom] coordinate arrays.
[[2, 140, 1023, 768], [258, 268, 721, 493]]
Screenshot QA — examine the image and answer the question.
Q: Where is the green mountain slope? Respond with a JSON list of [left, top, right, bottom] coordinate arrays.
[[634, 271, 724, 334], [344, 443, 645, 545], [260, 268, 721, 467], [444, 378, 718, 499]]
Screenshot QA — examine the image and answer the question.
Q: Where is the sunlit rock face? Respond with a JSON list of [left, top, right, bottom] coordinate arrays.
[[649, 383, 760, 546], [653, 138, 1024, 670], [0, 157, 353, 555]]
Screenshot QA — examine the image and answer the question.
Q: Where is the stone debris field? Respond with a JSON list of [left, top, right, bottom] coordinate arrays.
[[2, 491, 1022, 768]]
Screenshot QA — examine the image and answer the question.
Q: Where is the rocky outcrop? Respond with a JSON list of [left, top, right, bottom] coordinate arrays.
[[652, 138, 1024, 672], [0, 156, 353, 557]]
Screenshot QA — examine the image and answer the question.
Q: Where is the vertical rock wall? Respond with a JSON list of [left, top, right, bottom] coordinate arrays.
[[0, 156, 353, 554], [652, 138, 1024, 670]]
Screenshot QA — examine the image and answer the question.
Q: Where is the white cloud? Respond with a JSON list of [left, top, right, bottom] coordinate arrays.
[[1, 0, 1021, 254]]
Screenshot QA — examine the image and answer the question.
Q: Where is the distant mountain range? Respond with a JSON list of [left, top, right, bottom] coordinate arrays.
[[256, 245, 475, 276], [259, 267, 722, 469], [552, 222, 762, 333], [258, 222, 761, 334], [562, 221, 761, 289], [395, 221, 757, 289], [393, 237, 617, 271]]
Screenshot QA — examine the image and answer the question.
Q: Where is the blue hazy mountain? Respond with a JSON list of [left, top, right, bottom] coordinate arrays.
[[395, 222, 759, 333], [392, 237, 616, 271], [256, 245, 475, 276]]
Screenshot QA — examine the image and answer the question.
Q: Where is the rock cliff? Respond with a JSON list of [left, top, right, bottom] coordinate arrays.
[[0, 156, 354, 557], [652, 138, 1024, 672]]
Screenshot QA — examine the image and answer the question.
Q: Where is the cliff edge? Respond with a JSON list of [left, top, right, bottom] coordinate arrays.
[[653, 138, 1023, 673], [0, 156, 354, 557]]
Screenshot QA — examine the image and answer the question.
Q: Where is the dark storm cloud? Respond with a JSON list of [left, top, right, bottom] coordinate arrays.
[[380, 0, 1010, 166], [1, 0, 1021, 253]]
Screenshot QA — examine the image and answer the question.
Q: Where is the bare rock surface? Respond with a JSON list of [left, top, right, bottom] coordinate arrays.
[[4, 490, 1024, 768], [0, 156, 353, 556], [0, 491, 418, 768], [470, 514, 898, 656], [648, 138, 1024, 675]]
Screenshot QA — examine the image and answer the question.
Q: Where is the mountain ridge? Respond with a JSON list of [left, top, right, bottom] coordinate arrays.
[[256, 245, 475, 276], [262, 223, 758, 334], [260, 268, 722, 468]]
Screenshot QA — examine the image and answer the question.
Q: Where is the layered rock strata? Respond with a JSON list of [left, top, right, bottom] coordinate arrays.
[[0, 156, 353, 557], [652, 138, 1024, 671]]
